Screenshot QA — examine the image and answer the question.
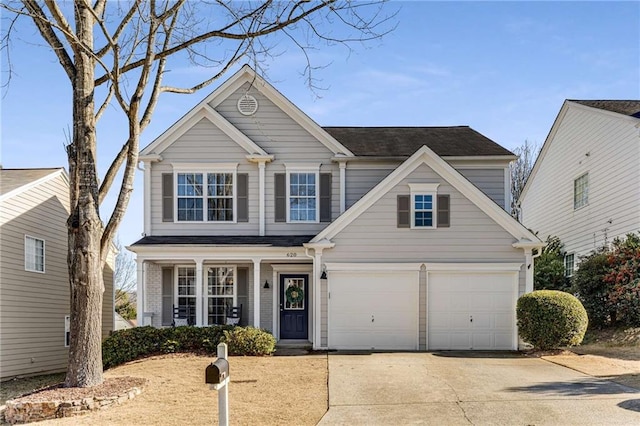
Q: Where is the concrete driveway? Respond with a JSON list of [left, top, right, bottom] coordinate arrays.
[[318, 352, 640, 425]]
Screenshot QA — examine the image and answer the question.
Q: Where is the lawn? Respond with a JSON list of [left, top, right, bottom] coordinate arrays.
[[2, 353, 328, 425]]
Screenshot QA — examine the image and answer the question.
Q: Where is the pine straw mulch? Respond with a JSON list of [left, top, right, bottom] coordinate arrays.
[[10, 377, 147, 403]]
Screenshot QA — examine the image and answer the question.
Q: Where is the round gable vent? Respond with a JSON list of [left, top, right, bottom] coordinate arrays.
[[237, 94, 258, 116]]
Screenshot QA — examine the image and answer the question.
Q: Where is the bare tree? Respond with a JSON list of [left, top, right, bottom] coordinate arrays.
[[510, 139, 538, 218], [1, 0, 395, 387], [114, 238, 136, 319]]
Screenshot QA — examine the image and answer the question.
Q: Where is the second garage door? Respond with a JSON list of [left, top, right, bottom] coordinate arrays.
[[428, 271, 517, 350], [328, 270, 419, 350]]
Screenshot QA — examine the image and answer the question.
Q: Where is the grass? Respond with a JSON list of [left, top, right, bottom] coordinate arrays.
[[0, 373, 65, 405]]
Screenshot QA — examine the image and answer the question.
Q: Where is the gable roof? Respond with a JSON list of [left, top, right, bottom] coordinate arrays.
[[570, 100, 640, 118], [312, 145, 541, 245], [323, 126, 515, 158], [519, 99, 640, 203], [141, 65, 354, 157], [0, 168, 66, 201]]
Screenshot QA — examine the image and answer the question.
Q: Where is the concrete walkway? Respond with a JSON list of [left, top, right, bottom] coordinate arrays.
[[318, 352, 640, 425]]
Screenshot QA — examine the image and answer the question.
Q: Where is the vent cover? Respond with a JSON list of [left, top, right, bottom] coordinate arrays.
[[237, 94, 258, 116]]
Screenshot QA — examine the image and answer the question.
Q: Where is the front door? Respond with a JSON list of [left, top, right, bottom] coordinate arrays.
[[280, 274, 309, 340]]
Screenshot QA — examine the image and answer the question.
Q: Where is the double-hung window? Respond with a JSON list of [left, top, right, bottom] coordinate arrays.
[[564, 254, 575, 278], [287, 166, 319, 222], [206, 266, 236, 325], [25, 235, 45, 273], [176, 267, 197, 325], [175, 165, 237, 222], [574, 173, 589, 209], [409, 183, 440, 229]]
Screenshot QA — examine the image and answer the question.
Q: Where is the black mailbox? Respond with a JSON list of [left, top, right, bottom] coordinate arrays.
[[205, 358, 229, 384]]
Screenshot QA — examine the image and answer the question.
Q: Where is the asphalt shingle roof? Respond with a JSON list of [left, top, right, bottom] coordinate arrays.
[[0, 168, 62, 196], [131, 235, 316, 247], [571, 100, 640, 118]]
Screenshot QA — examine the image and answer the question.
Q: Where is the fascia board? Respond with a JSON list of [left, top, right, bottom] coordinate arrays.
[[312, 145, 541, 243], [0, 168, 65, 202]]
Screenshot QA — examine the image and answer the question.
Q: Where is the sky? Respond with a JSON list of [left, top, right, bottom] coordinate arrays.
[[1, 1, 639, 247]]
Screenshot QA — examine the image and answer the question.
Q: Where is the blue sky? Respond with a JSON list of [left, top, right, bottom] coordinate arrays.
[[1, 1, 639, 246]]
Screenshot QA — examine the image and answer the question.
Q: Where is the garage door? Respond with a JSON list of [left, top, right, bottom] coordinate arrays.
[[428, 272, 517, 350], [329, 270, 419, 350]]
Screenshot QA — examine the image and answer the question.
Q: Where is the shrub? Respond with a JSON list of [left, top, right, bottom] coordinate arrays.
[[517, 290, 588, 350], [222, 327, 276, 356], [534, 236, 569, 291], [604, 234, 640, 326], [102, 325, 270, 369], [572, 250, 613, 327]]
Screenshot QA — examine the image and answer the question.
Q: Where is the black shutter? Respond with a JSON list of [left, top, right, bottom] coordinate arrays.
[[161, 268, 174, 326], [162, 173, 174, 222], [320, 173, 332, 222], [397, 195, 410, 228], [275, 173, 286, 222], [236, 268, 248, 326], [437, 194, 450, 228], [237, 173, 249, 222]]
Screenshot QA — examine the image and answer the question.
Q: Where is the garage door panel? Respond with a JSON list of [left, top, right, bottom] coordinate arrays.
[[428, 271, 517, 351], [329, 270, 418, 350]]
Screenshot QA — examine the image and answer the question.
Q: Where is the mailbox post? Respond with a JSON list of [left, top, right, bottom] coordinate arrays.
[[205, 343, 230, 426]]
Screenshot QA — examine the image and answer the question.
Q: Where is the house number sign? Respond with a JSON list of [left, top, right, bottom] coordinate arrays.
[[286, 252, 297, 257]]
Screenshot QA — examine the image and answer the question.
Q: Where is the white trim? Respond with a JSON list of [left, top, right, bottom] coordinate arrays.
[[172, 163, 238, 172], [143, 162, 152, 235], [174, 264, 198, 325], [24, 235, 45, 273], [286, 167, 320, 224], [324, 262, 423, 272], [504, 166, 511, 212], [258, 162, 266, 236], [409, 183, 439, 230], [408, 183, 440, 192], [271, 264, 314, 342], [338, 162, 347, 214], [312, 145, 542, 244], [424, 263, 523, 272], [253, 260, 261, 327], [173, 168, 238, 224], [0, 168, 66, 202]]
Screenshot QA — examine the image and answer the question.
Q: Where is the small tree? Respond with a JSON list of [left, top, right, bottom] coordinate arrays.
[[604, 233, 640, 326], [534, 236, 568, 291], [572, 249, 612, 327], [114, 239, 136, 320], [510, 139, 538, 217]]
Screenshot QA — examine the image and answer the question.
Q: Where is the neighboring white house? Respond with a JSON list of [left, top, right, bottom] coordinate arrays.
[[128, 65, 543, 351], [519, 100, 640, 277], [0, 168, 115, 380]]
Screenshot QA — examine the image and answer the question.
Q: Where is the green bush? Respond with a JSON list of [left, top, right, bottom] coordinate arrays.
[[571, 250, 612, 327], [604, 234, 640, 327], [102, 325, 270, 369], [222, 327, 276, 356], [534, 236, 569, 291], [517, 290, 588, 350]]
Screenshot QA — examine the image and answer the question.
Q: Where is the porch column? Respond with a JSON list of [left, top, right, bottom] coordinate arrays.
[[136, 258, 145, 326], [195, 259, 204, 326], [253, 259, 261, 327], [339, 161, 347, 214], [524, 249, 534, 293], [313, 251, 322, 349], [259, 161, 266, 236]]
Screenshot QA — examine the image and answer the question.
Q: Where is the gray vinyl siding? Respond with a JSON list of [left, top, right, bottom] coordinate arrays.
[[457, 168, 506, 208], [215, 84, 339, 235], [0, 173, 114, 379], [345, 164, 398, 209], [521, 104, 640, 257], [149, 118, 260, 235]]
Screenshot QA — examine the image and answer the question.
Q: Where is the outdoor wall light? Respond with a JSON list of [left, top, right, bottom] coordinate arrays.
[[263, 280, 270, 289], [320, 270, 327, 280]]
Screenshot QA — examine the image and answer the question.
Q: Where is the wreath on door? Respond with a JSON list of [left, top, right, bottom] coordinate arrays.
[[286, 285, 304, 304]]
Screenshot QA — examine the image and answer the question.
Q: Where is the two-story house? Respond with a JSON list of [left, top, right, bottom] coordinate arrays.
[[0, 168, 115, 379], [129, 65, 542, 351], [519, 100, 640, 278]]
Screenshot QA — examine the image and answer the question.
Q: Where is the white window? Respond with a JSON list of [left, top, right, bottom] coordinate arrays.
[[176, 267, 197, 325], [174, 164, 237, 222], [65, 315, 70, 347], [409, 183, 439, 229], [25, 235, 45, 273], [574, 173, 589, 209], [286, 165, 320, 223], [564, 254, 575, 278], [206, 266, 236, 325]]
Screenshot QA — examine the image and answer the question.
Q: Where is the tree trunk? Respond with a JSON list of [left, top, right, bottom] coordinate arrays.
[[65, 3, 104, 388]]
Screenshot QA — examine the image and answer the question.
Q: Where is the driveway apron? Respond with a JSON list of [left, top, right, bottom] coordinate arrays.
[[318, 352, 640, 425]]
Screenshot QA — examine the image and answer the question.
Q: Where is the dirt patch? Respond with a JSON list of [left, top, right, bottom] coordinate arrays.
[[12, 377, 146, 403], [22, 354, 328, 425], [1, 374, 66, 405]]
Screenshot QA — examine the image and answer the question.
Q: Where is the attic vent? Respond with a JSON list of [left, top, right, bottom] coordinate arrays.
[[237, 94, 258, 116]]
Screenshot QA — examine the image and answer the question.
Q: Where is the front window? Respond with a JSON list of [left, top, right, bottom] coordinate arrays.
[[574, 173, 589, 209], [289, 172, 317, 222], [206, 267, 235, 325], [177, 171, 234, 221], [25, 235, 45, 272], [564, 254, 575, 278], [414, 194, 434, 227], [177, 267, 196, 325]]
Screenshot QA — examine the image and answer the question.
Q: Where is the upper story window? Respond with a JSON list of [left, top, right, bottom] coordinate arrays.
[[564, 253, 575, 278], [574, 173, 589, 209], [286, 165, 320, 223], [409, 183, 440, 229], [174, 164, 237, 222], [25, 235, 45, 273]]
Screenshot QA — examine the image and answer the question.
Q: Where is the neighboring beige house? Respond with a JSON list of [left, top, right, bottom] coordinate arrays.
[[129, 65, 543, 351], [0, 168, 115, 380], [519, 100, 640, 277]]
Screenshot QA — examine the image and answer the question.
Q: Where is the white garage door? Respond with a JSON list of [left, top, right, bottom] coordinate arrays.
[[329, 270, 419, 350], [428, 272, 517, 350]]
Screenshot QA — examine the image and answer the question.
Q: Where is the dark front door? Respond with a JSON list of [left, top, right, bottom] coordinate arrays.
[[280, 274, 309, 340]]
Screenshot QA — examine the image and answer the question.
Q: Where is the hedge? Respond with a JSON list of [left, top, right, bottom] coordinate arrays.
[[517, 290, 588, 350], [103, 325, 276, 369]]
